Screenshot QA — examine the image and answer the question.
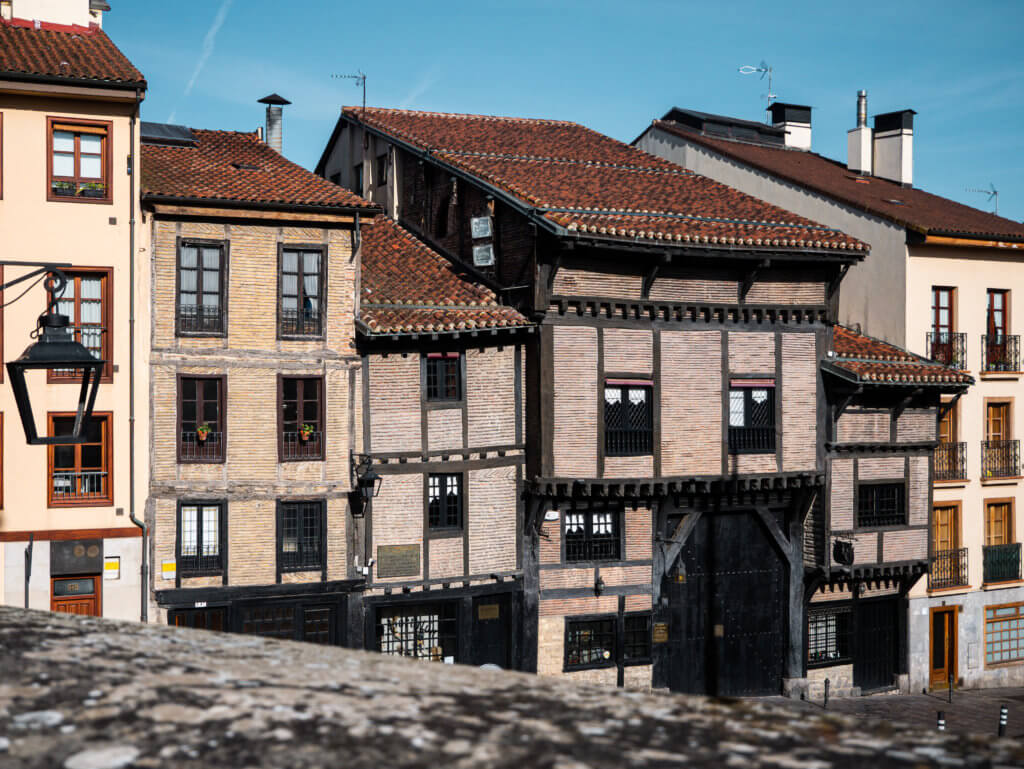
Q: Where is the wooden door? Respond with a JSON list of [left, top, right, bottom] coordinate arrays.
[[987, 402, 1010, 441], [854, 598, 899, 692], [930, 607, 957, 689], [986, 501, 1012, 546], [934, 504, 960, 552], [51, 576, 100, 616]]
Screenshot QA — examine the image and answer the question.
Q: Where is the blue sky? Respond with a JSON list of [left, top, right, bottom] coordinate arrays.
[[108, 0, 1024, 222]]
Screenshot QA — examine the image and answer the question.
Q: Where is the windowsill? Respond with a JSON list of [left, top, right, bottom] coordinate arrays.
[[425, 400, 464, 410], [279, 566, 323, 574], [927, 584, 972, 595], [851, 522, 910, 533], [981, 476, 1022, 486], [279, 456, 324, 464], [980, 371, 1022, 380], [563, 559, 630, 568], [47, 193, 112, 205], [564, 661, 615, 673], [981, 579, 1024, 590], [178, 569, 224, 580], [427, 528, 464, 539], [934, 478, 968, 487], [605, 452, 654, 459], [728, 449, 777, 456], [49, 373, 114, 385], [47, 498, 114, 509], [176, 331, 227, 339], [985, 659, 1024, 669], [178, 458, 225, 465], [278, 333, 325, 342]]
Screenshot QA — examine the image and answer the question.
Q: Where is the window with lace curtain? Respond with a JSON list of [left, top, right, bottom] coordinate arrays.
[[50, 269, 112, 381], [279, 246, 325, 337]]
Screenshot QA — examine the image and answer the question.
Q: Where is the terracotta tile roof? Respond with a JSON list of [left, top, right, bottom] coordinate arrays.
[[341, 107, 868, 254], [142, 128, 374, 210], [360, 215, 531, 335], [0, 17, 145, 88], [654, 120, 1024, 242], [827, 325, 972, 386]]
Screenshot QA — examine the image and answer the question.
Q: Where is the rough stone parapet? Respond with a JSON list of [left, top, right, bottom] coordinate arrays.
[[0, 607, 1020, 768]]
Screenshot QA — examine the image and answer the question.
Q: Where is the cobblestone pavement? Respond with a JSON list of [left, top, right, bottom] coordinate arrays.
[[769, 687, 1024, 739]]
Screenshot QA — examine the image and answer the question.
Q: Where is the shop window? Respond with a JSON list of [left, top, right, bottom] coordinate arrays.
[[807, 606, 852, 666], [565, 617, 616, 670], [985, 603, 1024, 666], [377, 602, 458, 662]]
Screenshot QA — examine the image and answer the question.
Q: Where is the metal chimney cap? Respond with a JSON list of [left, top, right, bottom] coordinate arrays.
[[258, 93, 291, 106]]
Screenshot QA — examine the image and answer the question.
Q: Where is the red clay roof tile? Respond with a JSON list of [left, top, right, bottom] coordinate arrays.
[[829, 325, 972, 386]]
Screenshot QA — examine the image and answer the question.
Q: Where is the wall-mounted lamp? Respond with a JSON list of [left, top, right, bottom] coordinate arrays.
[[594, 575, 605, 596], [350, 455, 382, 518]]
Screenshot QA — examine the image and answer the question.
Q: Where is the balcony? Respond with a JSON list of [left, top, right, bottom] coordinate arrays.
[[982, 440, 1020, 479], [727, 426, 775, 454], [282, 431, 323, 461], [179, 431, 224, 462], [279, 307, 322, 337], [983, 543, 1022, 584], [934, 442, 967, 481], [926, 332, 967, 370], [177, 304, 224, 335], [929, 547, 969, 590], [982, 335, 1020, 373], [51, 470, 108, 502]]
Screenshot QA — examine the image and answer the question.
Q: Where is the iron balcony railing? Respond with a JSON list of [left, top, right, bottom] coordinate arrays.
[[926, 331, 967, 370], [282, 431, 323, 461], [51, 325, 105, 377], [982, 439, 1020, 479], [177, 304, 224, 334], [51, 470, 108, 501], [179, 431, 224, 462], [929, 547, 969, 590], [728, 426, 776, 454], [983, 543, 1022, 584], [178, 546, 223, 575], [279, 307, 322, 337], [982, 334, 1020, 372], [934, 442, 967, 481]]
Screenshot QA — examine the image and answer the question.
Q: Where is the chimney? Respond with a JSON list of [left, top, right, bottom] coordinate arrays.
[[872, 109, 916, 186], [847, 90, 873, 175], [768, 102, 812, 150], [257, 93, 291, 154]]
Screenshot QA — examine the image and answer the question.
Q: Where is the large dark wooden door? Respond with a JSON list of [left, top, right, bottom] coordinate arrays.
[[667, 511, 786, 696], [471, 596, 510, 668], [853, 598, 898, 691]]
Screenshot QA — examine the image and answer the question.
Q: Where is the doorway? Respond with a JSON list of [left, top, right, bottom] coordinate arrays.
[[930, 606, 958, 689], [51, 575, 101, 616]]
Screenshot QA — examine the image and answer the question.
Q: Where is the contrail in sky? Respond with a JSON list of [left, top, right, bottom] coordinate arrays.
[[168, 0, 234, 123]]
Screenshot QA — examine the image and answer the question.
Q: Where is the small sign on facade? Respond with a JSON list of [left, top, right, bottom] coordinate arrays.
[[478, 603, 500, 620], [472, 244, 495, 267], [470, 216, 492, 239], [161, 559, 176, 581], [103, 556, 120, 581], [544, 510, 560, 522], [652, 623, 669, 644], [376, 544, 420, 578]]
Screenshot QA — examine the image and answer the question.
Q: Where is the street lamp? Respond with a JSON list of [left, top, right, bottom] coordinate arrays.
[[350, 456, 383, 518], [3, 265, 104, 445]]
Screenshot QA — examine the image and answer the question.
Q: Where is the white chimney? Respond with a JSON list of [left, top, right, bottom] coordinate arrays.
[[872, 109, 915, 186], [768, 102, 812, 150], [847, 90, 872, 175], [257, 93, 291, 154]]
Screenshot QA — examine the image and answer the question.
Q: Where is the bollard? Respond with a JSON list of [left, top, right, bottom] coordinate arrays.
[[824, 678, 830, 710], [998, 704, 1008, 737], [937, 711, 946, 731]]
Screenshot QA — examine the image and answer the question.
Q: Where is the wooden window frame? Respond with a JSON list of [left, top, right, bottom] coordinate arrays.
[[423, 352, 463, 403], [277, 243, 327, 340], [48, 267, 114, 383], [427, 472, 464, 531], [984, 497, 1015, 547], [176, 374, 227, 464], [933, 501, 962, 552], [277, 374, 325, 462], [987, 289, 1010, 338], [47, 411, 113, 507], [985, 398, 1013, 442], [46, 116, 113, 205], [855, 480, 908, 529], [175, 237, 229, 338], [939, 398, 958, 444], [984, 601, 1024, 668], [603, 380, 654, 457], [932, 286, 956, 335], [564, 614, 617, 672], [175, 500, 227, 582], [276, 498, 327, 577], [622, 611, 653, 666]]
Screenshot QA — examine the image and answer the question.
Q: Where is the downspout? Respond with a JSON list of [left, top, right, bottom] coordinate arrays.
[[127, 88, 147, 622]]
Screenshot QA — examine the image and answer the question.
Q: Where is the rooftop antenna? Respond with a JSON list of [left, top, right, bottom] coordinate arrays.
[[332, 71, 366, 115], [738, 60, 776, 121], [966, 183, 999, 216]]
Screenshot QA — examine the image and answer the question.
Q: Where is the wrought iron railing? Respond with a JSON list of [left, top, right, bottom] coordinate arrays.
[[177, 304, 224, 334], [179, 431, 224, 461], [728, 426, 775, 454], [51, 470, 108, 501], [178, 546, 223, 575], [929, 547, 969, 590], [982, 335, 1020, 372], [935, 442, 967, 481], [982, 440, 1020, 479], [51, 325, 105, 377], [983, 543, 1021, 584], [282, 431, 323, 460], [279, 307, 322, 337], [926, 332, 967, 370]]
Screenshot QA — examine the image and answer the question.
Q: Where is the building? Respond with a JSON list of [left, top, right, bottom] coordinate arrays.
[[0, 0, 149, 619], [636, 94, 1024, 689]]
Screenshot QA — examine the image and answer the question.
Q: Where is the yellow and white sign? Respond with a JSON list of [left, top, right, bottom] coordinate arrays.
[[161, 560, 176, 581], [103, 556, 120, 581]]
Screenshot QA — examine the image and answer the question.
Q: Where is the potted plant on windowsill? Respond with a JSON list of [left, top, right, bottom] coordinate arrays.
[[52, 180, 76, 197], [300, 423, 315, 441], [196, 423, 211, 442], [78, 182, 107, 199]]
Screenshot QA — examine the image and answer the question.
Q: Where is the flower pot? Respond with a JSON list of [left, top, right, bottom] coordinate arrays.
[[79, 188, 105, 199], [197, 432, 209, 442]]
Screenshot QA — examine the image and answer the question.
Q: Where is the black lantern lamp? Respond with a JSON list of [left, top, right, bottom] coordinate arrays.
[[7, 271, 104, 445], [358, 466, 383, 503], [350, 458, 382, 518]]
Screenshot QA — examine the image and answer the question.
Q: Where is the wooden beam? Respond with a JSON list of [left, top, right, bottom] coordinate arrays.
[[660, 511, 702, 574], [924, 235, 1024, 251], [754, 506, 791, 560]]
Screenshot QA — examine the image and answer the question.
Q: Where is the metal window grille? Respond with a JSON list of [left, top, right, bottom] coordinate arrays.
[[281, 377, 323, 460], [934, 442, 967, 481], [50, 415, 108, 502], [51, 470, 108, 501], [929, 547, 969, 590], [52, 274, 106, 377], [377, 602, 458, 661], [983, 543, 1022, 584], [807, 606, 852, 666], [425, 354, 461, 401], [624, 613, 652, 662], [926, 331, 967, 370], [178, 503, 223, 575], [280, 249, 323, 336], [982, 440, 1020, 479], [727, 385, 776, 454], [565, 509, 622, 562], [428, 474, 462, 529], [856, 483, 906, 527], [604, 384, 653, 456], [982, 334, 1020, 373], [177, 244, 224, 334], [565, 618, 616, 669], [180, 377, 224, 461], [241, 606, 296, 639], [279, 501, 324, 571], [303, 607, 333, 645], [985, 603, 1024, 666]]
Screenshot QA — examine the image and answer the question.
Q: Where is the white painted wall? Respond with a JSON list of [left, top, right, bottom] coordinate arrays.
[[10, 0, 99, 26]]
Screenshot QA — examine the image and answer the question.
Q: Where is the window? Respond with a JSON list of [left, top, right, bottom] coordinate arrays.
[[48, 412, 111, 506], [428, 473, 462, 529], [169, 607, 226, 631], [933, 503, 961, 552], [987, 401, 1011, 442], [352, 163, 363, 195], [939, 401, 958, 445], [565, 617, 616, 670], [988, 289, 1009, 338], [623, 613, 653, 663], [377, 602, 458, 661], [280, 376, 323, 461], [728, 379, 776, 453], [329, 172, 341, 186], [856, 482, 906, 527], [241, 606, 296, 639], [51, 269, 112, 381], [985, 603, 1024, 666], [179, 376, 224, 462], [278, 500, 324, 572], [604, 381, 653, 456], [177, 241, 226, 335], [47, 118, 111, 203], [932, 287, 955, 336], [279, 247, 324, 337], [177, 502, 225, 576], [425, 352, 461, 401], [986, 501, 1013, 546], [565, 508, 621, 562], [376, 153, 388, 186], [807, 606, 852, 666]]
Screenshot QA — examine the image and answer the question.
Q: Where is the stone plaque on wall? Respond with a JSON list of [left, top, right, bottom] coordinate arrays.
[[377, 544, 420, 578]]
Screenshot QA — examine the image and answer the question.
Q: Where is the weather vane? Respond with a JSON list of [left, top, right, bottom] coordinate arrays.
[[738, 61, 776, 121]]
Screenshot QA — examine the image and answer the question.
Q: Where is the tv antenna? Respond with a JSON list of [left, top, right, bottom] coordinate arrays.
[[738, 60, 776, 120], [332, 71, 366, 114], [966, 183, 999, 216]]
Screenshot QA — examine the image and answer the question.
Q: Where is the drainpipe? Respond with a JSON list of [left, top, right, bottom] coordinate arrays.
[[127, 88, 147, 622]]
